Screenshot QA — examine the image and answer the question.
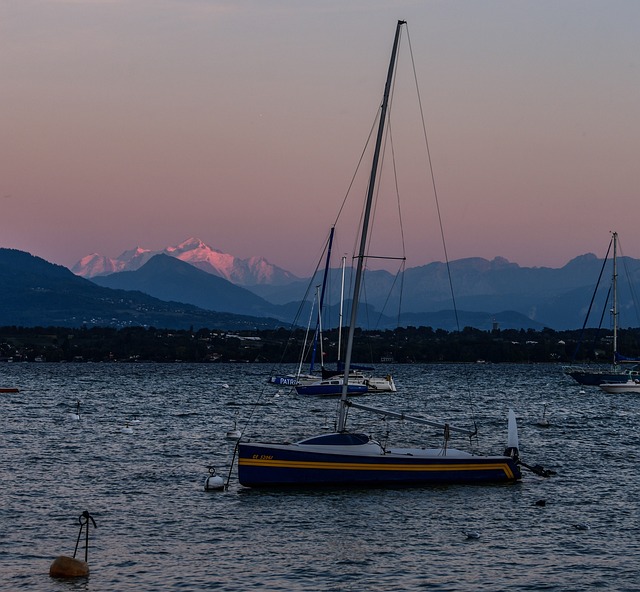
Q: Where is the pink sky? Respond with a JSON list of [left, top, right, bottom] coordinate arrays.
[[2, 0, 640, 277]]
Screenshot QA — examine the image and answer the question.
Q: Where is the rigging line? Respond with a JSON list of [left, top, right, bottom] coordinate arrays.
[[571, 236, 613, 361], [366, 96, 407, 336], [385, 35, 407, 265], [395, 259, 406, 331], [372, 259, 406, 330], [618, 239, 640, 326], [360, 255, 406, 261], [367, 37, 402, 262], [406, 24, 478, 425], [265, 229, 332, 388], [356, 28, 405, 294], [332, 109, 378, 228], [360, 39, 406, 335], [406, 24, 460, 333], [389, 110, 407, 262]]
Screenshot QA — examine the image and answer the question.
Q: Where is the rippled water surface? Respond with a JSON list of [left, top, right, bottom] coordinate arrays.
[[1, 362, 639, 590]]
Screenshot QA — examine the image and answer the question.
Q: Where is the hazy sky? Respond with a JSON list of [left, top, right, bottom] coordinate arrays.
[[2, 0, 640, 276]]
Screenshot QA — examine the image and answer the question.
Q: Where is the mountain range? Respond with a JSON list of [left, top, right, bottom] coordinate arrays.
[[72, 237, 297, 286], [73, 238, 640, 331], [0, 248, 284, 330], [2, 237, 638, 331]]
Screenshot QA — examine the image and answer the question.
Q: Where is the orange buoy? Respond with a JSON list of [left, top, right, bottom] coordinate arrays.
[[49, 555, 89, 578], [50, 510, 97, 578]]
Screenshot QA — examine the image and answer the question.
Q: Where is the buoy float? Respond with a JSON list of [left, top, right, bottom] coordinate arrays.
[[536, 403, 550, 427], [225, 413, 241, 440], [70, 400, 80, 421], [204, 466, 225, 491], [121, 423, 133, 434], [226, 429, 241, 440], [49, 511, 96, 579], [49, 556, 89, 578]]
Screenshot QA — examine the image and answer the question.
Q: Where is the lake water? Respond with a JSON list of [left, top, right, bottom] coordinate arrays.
[[1, 362, 638, 591]]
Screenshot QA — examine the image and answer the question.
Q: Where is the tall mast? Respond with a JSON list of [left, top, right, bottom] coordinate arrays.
[[309, 226, 335, 373], [337, 20, 405, 432], [337, 254, 346, 362], [612, 231, 618, 365]]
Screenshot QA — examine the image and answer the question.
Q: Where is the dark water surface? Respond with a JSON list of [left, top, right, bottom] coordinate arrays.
[[1, 363, 638, 590]]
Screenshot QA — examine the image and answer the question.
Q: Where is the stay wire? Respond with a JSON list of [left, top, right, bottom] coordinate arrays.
[[570, 236, 612, 360], [618, 238, 640, 326], [406, 24, 478, 438]]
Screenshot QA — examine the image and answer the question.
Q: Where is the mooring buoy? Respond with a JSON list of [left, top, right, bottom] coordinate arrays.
[[49, 510, 97, 579], [49, 555, 89, 578], [204, 466, 225, 491]]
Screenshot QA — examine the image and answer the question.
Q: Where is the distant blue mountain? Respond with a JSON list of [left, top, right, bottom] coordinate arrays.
[[0, 248, 285, 330], [248, 254, 640, 330], [3, 246, 639, 331], [92, 254, 294, 321]]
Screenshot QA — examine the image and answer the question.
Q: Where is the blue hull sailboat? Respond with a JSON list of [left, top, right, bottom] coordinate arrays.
[[237, 21, 524, 488], [564, 232, 640, 386], [295, 377, 368, 397]]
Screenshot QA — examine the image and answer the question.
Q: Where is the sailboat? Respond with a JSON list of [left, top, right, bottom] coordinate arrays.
[[237, 21, 524, 488], [294, 274, 368, 397], [317, 255, 397, 393], [599, 379, 640, 394], [564, 232, 640, 386], [269, 228, 337, 388]]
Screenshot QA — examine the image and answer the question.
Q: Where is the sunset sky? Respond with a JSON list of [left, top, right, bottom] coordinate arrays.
[[2, 0, 640, 277]]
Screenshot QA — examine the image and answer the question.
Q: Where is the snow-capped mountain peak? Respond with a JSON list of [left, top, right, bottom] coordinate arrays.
[[72, 238, 298, 286]]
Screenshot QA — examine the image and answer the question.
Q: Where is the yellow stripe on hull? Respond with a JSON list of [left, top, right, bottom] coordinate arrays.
[[238, 458, 516, 480]]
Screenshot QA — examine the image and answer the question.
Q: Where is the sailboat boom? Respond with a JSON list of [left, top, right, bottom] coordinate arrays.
[[346, 401, 475, 436]]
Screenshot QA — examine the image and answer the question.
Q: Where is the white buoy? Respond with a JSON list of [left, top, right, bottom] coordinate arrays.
[[70, 400, 80, 421], [536, 403, 550, 427], [222, 383, 230, 389], [225, 412, 241, 440], [120, 423, 133, 434], [463, 530, 480, 539], [204, 467, 225, 491]]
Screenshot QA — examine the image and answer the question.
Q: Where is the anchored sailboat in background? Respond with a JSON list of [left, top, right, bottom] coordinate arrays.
[[236, 21, 538, 488], [271, 226, 397, 397], [269, 228, 337, 388], [564, 232, 640, 386]]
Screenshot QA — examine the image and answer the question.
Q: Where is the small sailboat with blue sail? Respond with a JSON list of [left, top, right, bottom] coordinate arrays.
[[235, 21, 545, 488]]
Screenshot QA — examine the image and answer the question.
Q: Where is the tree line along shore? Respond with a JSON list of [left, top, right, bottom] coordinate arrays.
[[1, 325, 638, 365]]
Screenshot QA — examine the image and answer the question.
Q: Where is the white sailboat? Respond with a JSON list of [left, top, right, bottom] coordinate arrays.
[[315, 255, 397, 394], [599, 379, 640, 394]]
